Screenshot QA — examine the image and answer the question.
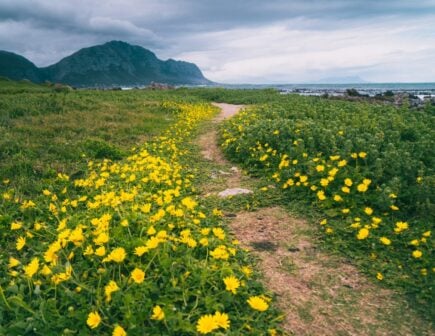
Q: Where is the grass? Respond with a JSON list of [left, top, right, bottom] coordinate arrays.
[[0, 80, 205, 197], [189, 105, 434, 334], [1, 81, 433, 334], [0, 95, 284, 335]]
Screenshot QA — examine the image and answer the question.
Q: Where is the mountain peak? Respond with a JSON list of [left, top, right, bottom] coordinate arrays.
[[0, 41, 211, 87]]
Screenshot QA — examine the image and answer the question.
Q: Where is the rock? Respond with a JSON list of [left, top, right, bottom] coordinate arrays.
[[218, 188, 253, 198]]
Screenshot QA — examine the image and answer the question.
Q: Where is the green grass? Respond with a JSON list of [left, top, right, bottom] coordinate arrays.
[[217, 93, 434, 322], [0, 81, 206, 197]]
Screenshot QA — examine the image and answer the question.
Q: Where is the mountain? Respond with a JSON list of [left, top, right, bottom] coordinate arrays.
[[0, 51, 42, 83], [0, 41, 211, 87]]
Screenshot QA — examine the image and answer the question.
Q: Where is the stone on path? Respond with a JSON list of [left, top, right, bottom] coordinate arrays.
[[218, 188, 253, 198]]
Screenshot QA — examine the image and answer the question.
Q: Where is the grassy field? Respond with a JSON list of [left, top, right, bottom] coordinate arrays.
[[218, 92, 434, 320], [0, 80, 433, 333], [0, 80, 284, 335], [0, 78, 201, 197]]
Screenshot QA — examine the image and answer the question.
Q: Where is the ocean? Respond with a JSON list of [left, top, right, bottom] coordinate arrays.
[[217, 82, 435, 97]]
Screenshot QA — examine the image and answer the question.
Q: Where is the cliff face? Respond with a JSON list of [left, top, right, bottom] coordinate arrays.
[[0, 41, 211, 87]]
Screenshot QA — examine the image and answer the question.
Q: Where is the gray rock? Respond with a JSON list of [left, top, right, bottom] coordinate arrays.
[[218, 188, 253, 198]]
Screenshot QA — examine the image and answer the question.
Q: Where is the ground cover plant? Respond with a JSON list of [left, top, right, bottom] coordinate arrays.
[[0, 78, 202, 197], [219, 95, 434, 318], [0, 82, 283, 334]]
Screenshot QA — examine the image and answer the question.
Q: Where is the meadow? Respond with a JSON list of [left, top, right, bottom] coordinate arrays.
[[0, 80, 282, 335], [219, 93, 434, 317], [0, 79, 433, 333]]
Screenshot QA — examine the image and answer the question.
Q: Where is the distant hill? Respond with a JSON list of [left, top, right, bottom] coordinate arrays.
[[0, 51, 42, 83], [0, 41, 211, 87]]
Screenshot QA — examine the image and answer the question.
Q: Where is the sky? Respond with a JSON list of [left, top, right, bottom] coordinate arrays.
[[1, 0, 435, 83]]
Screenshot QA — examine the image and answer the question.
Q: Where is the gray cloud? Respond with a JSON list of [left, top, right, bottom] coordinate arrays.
[[0, 0, 434, 82]]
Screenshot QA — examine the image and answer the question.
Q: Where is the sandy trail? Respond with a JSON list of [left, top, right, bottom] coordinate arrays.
[[211, 102, 244, 122]]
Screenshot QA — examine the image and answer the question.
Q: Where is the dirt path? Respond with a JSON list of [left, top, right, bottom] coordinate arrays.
[[196, 103, 433, 336]]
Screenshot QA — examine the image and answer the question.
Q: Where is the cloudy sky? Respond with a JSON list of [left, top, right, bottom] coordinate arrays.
[[1, 0, 435, 83]]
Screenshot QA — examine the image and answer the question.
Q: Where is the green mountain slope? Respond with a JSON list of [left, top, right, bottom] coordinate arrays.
[[0, 41, 211, 87]]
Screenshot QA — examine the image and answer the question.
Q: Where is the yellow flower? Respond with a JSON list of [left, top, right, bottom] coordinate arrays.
[[87, 311, 101, 329], [338, 159, 347, 167], [390, 205, 399, 211], [212, 208, 223, 217], [376, 272, 383, 280], [41, 265, 52, 276], [212, 227, 225, 240], [320, 178, 329, 187], [316, 190, 326, 201], [210, 245, 229, 260], [197, 314, 218, 334], [131, 268, 145, 284], [23, 257, 39, 278], [181, 197, 197, 210], [320, 219, 327, 225], [357, 184, 368, 192], [247, 296, 269, 311], [223, 275, 240, 294], [422, 231, 431, 237], [344, 178, 353, 187], [104, 280, 120, 302], [409, 239, 419, 246], [135, 246, 148, 256], [358, 152, 367, 158], [357, 228, 369, 240], [328, 168, 338, 177], [151, 305, 165, 320], [363, 178, 371, 185], [140, 203, 151, 213], [113, 325, 127, 336], [394, 221, 408, 233], [342, 208, 350, 214], [260, 154, 268, 161], [241, 266, 253, 277], [16, 236, 26, 251], [10, 221, 22, 230], [8, 257, 20, 268], [341, 186, 350, 193], [380, 237, 391, 245], [147, 226, 156, 235], [105, 247, 126, 263], [213, 311, 230, 329], [412, 250, 422, 258], [93, 232, 109, 245], [364, 207, 373, 215], [95, 246, 106, 256], [316, 165, 325, 172], [333, 195, 343, 202]]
